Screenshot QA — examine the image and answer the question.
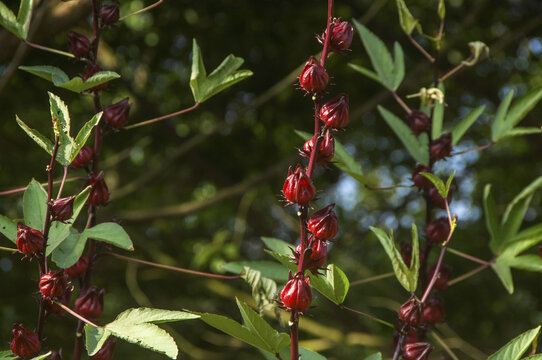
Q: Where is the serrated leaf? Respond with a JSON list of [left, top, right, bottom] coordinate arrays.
[[0, 350, 14, 360], [445, 171, 455, 197], [112, 307, 200, 324], [51, 228, 84, 268], [308, 264, 350, 305], [108, 322, 178, 358], [378, 106, 429, 165], [491, 261, 514, 294], [17, 0, 33, 39], [23, 179, 47, 231], [223, 261, 288, 281], [241, 267, 278, 312], [396, 0, 419, 35], [48, 92, 76, 166], [0, 2, 22, 37], [484, 185, 501, 253], [524, 356, 542, 360], [420, 172, 446, 197], [16, 116, 54, 157], [0, 215, 17, 244], [189, 39, 253, 103], [265, 249, 297, 273], [81, 223, 134, 250], [261, 237, 294, 256], [85, 325, 111, 356], [488, 326, 541, 360], [491, 90, 514, 142], [73, 112, 102, 161], [451, 105, 485, 145], [432, 84, 445, 140]]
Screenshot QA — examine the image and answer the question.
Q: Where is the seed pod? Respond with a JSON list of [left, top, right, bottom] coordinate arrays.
[[318, 18, 353, 54], [280, 272, 312, 312], [407, 110, 430, 135], [430, 133, 452, 161], [320, 94, 349, 129], [423, 296, 445, 324], [10, 324, 41, 358], [71, 146, 93, 169], [84, 172, 110, 206], [90, 337, 117, 360], [299, 130, 335, 167], [427, 184, 454, 209], [104, 98, 131, 130], [398, 296, 423, 326], [427, 264, 452, 290], [282, 165, 316, 206], [75, 286, 105, 319], [402, 342, 433, 360], [99, 3, 120, 26], [308, 204, 338, 240], [40, 270, 69, 298], [67, 31, 91, 58], [426, 217, 450, 244], [295, 238, 327, 274], [411, 165, 432, 190], [16, 223, 45, 258], [299, 56, 328, 93], [65, 256, 89, 278], [52, 196, 76, 222], [45, 286, 72, 315]]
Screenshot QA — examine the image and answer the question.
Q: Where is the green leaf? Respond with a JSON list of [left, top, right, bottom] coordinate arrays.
[[81, 222, 134, 250], [47, 186, 91, 255], [51, 228, 84, 268], [23, 179, 47, 231], [264, 250, 297, 273], [85, 326, 111, 357], [261, 347, 327, 360], [19, 65, 120, 93], [0, 215, 17, 244], [451, 105, 485, 145], [16, 115, 54, 157], [484, 185, 502, 253], [48, 92, 76, 166], [189, 39, 253, 103], [504, 86, 542, 135], [30, 352, 52, 360], [501, 127, 542, 138], [491, 261, 514, 294], [396, 0, 420, 35], [500, 224, 542, 258], [223, 260, 289, 281], [524, 356, 542, 360], [347, 63, 382, 85], [309, 264, 350, 305], [0, 350, 15, 360], [241, 267, 278, 313], [17, 0, 33, 39], [261, 237, 294, 256], [501, 255, 542, 272], [0, 2, 22, 37], [445, 171, 455, 197], [462, 41, 489, 66], [392, 42, 405, 90], [420, 172, 446, 198], [378, 106, 429, 165], [432, 84, 445, 140], [407, 224, 420, 289], [491, 89, 514, 142], [364, 353, 383, 360], [488, 326, 541, 360], [438, 0, 446, 18], [111, 307, 200, 324], [73, 112, 102, 162]]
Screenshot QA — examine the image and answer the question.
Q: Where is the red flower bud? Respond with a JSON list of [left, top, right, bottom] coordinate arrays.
[[83, 64, 108, 92], [407, 110, 430, 135], [427, 264, 452, 290], [99, 3, 120, 26], [398, 296, 423, 326], [308, 204, 338, 240], [402, 342, 433, 360], [430, 133, 452, 161], [427, 185, 454, 209], [91, 337, 117, 360], [426, 217, 450, 244], [320, 94, 349, 129], [84, 172, 110, 206], [299, 56, 328, 93], [423, 296, 445, 324], [45, 286, 72, 315], [104, 98, 131, 130], [299, 130, 335, 167], [65, 256, 89, 278], [282, 165, 316, 205], [280, 273, 312, 312], [71, 146, 93, 169], [295, 239, 327, 274], [16, 223, 45, 258], [394, 324, 418, 348], [318, 18, 353, 54], [51, 196, 76, 222], [40, 270, 69, 298], [11, 324, 41, 358], [411, 165, 432, 190], [75, 286, 105, 319], [400, 242, 425, 268], [67, 31, 91, 58]]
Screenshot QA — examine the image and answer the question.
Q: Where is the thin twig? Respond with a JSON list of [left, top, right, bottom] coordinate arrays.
[[448, 263, 490, 286], [23, 39, 75, 58], [0, 177, 83, 196], [55, 301, 101, 328], [407, 34, 435, 63], [119, 0, 164, 21], [0, 246, 17, 252], [123, 102, 200, 130], [391, 91, 412, 114], [447, 248, 490, 265], [365, 184, 412, 191], [451, 142, 493, 156], [56, 166, 69, 199], [349, 272, 394, 286], [338, 304, 394, 328], [439, 55, 473, 82], [430, 331, 460, 360]]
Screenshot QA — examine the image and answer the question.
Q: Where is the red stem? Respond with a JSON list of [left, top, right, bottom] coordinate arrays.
[[56, 302, 102, 328], [123, 102, 200, 130], [289, 312, 299, 360]]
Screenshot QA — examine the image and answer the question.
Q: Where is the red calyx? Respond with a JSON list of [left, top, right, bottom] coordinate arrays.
[[427, 264, 452, 290], [83, 64, 108, 92], [402, 342, 433, 360], [407, 110, 430, 135], [299, 130, 335, 167], [65, 256, 89, 278], [99, 3, 120, 26], [75, 286, 105, 318], [295, 238, 327, 274], [320, 94, 349, 129], [430, 133, 453, 161], [67, 31, 91, 58], [308, 204, 338, 240], [45, 286, 72, 315], [426, 217, 450, 244], [299, 56, 328, 94], [427, 184, 454, 209], [84, 171, 110, 206], [280, 272, 312, 312], [104, 98, 131, 130], [411, 165, 432, 190], [91, 337, 117, 360], [398, 296, 423, 326], [10, 324, 41, 358], [40, 270, 69, 298], [282, 164, 316, 206], [16, 223, 45, 258], [51, 196, 76, 222], [318, 18, 353, 54], [71, 146, 94, 169], [423, 296, 445, 324]]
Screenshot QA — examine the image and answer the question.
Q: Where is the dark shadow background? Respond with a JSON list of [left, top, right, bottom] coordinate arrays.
[[1, 0, 542, 359]]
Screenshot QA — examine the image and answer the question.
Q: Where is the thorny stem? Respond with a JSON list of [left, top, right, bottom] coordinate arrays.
[[451, 142, 493, 156], [407, 34, 435, 63], [119, 0, 164, 21], [55, 302, 102, 329], [338, 304, 394, 328], [391, 91, 412, 114], [123, 102, 200, 130], [440, 54, 474, 82], [56, 166, 69, 199], [103, 252, 243, 280]]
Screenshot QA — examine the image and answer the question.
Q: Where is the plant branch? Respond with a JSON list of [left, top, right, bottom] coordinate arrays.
[[365, 184, 412, 191], [451, 142, 493, 156], [407, 34, 435, 63], [123, 102, 200, 130], [349, 272, 394, 286], [0, 246, 17, 252], [23, 39, 75, 58], [430, 331, 460, 360], [448, 263, 491, 286], [447, 248, 490, 265], [439, 54, 474, 82], [55, 301, 101, 328], [119, 0, 164, 21], [338, 304, 394, 328], [0, 177, 84, 196], [391, 91, 412, 114], [56, 166, 69, 199], [289, 311, 299, 360]]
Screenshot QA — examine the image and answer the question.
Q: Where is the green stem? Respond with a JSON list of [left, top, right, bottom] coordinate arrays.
[[349, 272, 394, 286], [119, 0, 164, 21]]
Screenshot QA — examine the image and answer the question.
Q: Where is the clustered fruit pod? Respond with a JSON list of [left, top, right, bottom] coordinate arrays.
[[308, 203, 338, 240], [84, 171, 110, 206], [402, 342, 433, 360], [423, 296, 445, 324], [299, 56, 328, 93], [10, 324, 41, 358], [82, 63, 108, 92], [39, 270, 69, 298], [280, 272, 312, 312], [427, 264, 452, 290], [65, 256, 89, 278], [45, 287, 72, 315], [295, 238, 327, 274], [407, 110, 430, 135], [318, 18, 354, 54], [91, 337, 117, 360], [398, 296, 423, 326], [51, 196, 76, 222], [104, 98, 131, 130], [430, 133, 452, 160], [99, 3, 120, 26], [16, 223, 45, 258], [282, 165, 316, 205], [67, 31, 91, 58], [411, 165, 433, 190], [75, 286, 105, 318], [71, 146, 93, 169], [300, 130, 335, 167], [320, 94, 349, 129], [426, 217, 450, 244]]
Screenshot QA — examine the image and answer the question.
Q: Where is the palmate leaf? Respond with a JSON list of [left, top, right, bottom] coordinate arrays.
[[488, 326, 541, 360], [241, 267, 278, 313], [308, 264, 350, 305]]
